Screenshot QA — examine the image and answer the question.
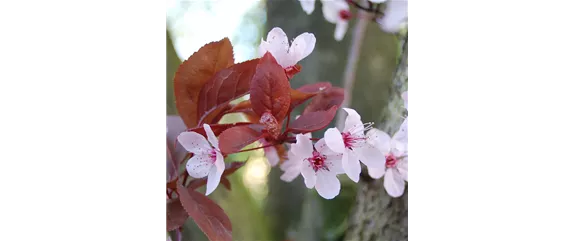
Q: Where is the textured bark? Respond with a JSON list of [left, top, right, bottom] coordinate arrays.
[[344, 33, 408, 241]]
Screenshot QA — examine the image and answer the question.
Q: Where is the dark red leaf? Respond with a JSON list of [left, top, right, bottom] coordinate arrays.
[[186, 122, 253, 138], [303, 87, 345, 114], [220, 177, 231, 190], [288, 106, 339, 134], [174, 38, 234, 128], [197, 59, 259, 125], [290, 82, 333, 108], [249, 52, 291, 121], [223, 161, 246, 175], [177, 185, 232, 241], [218, 124, 265, 154], [167, 198, 189, 231]]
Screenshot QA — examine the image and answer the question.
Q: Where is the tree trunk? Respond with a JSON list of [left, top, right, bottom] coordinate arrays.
[[344, 33, 408, 241]]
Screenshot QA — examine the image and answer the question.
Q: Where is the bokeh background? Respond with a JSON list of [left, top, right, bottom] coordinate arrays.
[[167, 0, 406, 240]]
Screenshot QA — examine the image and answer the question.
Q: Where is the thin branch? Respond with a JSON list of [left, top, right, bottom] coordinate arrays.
[[336, 8, 372, 129]]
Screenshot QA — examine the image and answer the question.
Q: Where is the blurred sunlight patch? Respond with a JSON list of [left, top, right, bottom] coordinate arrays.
[[243, 156, 270, 201]]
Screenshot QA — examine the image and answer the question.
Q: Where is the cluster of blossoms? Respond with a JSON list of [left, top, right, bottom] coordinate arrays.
[[297, 0, 408, 41], [175, 25, 407, 199]]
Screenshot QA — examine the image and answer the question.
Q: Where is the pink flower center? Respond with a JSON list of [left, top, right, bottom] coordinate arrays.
[[339, 10, 352, 20], [307, 150, 329, 172], [208, 149, 217, 163], [342, 132, 365, 149], [385, 154, 397, 168]]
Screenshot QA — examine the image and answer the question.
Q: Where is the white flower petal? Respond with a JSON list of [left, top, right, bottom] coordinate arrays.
[[367, 128, 392, 154], [401, 91, 408, 110], [215, 151, 225, 173], [334, 21, 348, 41], [280, 152, 303, 182], [355, 144, 386, 169], [321, 0, 349, 24], [325, 128, 346, 153], [378, 0, 408, 33], [280, 168, 301, 182], [369, 0, 387, 3], [177, 131, 211, 154], [205, 166, 222, 196], [258, 38, 271, 57], [314, 138, 337, 156], [292, 134, 314, 158], [325, 154, 344, 174], [261, 27, 290, 68], [342, 108, 364, 134], [384, 168, 405, 197], [367, 166, 386, 179], [397, 157, 408, 181], [264, 145, 280, 166], [287, 32, 316, 67], [342, 151, 361, 182], [315, 171, 341, 199], [298, 0, 316, 15], [393, 117, 408, 145], [280, 151, 300, 170], [185, 154, 214, 178], [203, 124, 219, 150], [301, 162, 317, 188]]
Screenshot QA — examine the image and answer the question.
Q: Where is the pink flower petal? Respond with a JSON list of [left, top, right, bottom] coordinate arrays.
[[384, 168, 405, 197], [315, 171, 341, 199], [177, 131, 211, 154]]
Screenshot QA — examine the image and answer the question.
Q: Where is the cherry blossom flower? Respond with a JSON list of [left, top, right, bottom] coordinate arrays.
[[296, 0, 351, 41], [285, 134, 344, 199], [366, 127, 408, 197], [322, 0, 352, 41], [279, 132, 312, 182], [177, 124, 224, 196], [376, 0, 408, 33], [324, 108, 386, 182], [258, 27, 316, 77]]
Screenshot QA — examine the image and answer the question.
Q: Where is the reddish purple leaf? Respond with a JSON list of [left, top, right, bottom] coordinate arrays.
[[249, 52, 291, 122], [167, 198, 189, 232], [174, 38, 234, 128], [297, 82, 333, 93], [186, 122, 253, 138], [288, 106, 338, 134], [197, 59, 259, 125], [290, 82, 333, 108], [218, 125, 265, 154], [177, 184, 232, 241], [303, 87, 345, 114], [220, 177, 231, 190]]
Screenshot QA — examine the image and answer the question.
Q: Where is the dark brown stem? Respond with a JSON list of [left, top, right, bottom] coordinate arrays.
[[336, 8, 372, 130]]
